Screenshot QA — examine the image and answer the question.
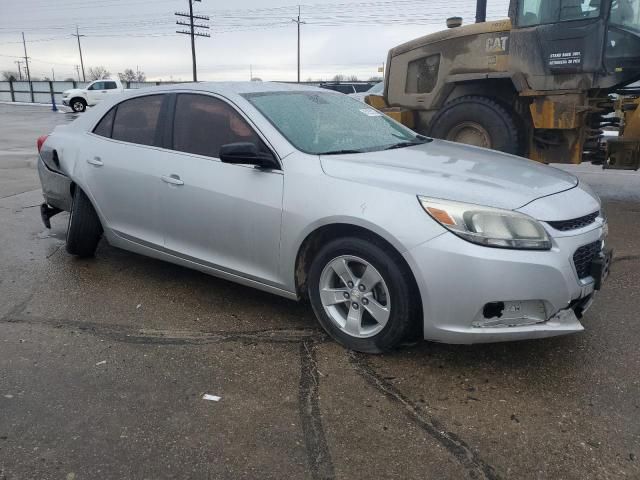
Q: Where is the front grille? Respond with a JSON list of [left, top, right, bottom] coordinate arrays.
[[547, 211, 599, 231], [573, 241, 601, 279]]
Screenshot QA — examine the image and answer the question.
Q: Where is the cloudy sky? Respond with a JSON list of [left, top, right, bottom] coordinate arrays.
[[0, 0, 509, 82]]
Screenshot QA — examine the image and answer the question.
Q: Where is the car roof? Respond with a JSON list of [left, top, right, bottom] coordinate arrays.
[[134, 81, 328, 98]]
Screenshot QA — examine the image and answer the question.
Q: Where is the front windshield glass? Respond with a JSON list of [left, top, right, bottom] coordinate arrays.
[[244, 91, 426, 155], [368, 82, 384, 94], [610, 0, 640, 31]]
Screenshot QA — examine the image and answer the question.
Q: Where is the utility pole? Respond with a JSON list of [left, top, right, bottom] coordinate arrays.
[[292, 6, 305, 83], [21, 32, 31, 83], [51, 68, 56, 81], [21, 32, 34, 101], [14, 60, 23, 80], [72, 26, 86, 82], [175, 0, 210, 82], [75, 65, 81, 82]]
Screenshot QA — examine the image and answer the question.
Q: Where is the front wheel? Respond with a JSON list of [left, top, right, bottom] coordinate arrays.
[[307, 237, 419, 353]]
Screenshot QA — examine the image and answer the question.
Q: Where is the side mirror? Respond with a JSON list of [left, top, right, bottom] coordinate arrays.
[[219, 142, 279, 169]]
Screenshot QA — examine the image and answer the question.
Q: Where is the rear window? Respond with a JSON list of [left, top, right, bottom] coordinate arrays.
[[111, 95, 164, 146], [93, 108, 116, 138]]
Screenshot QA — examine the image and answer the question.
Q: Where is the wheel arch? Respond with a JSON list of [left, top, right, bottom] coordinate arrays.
[[438, 78, 520, 111], [293, 222, 419, 304]]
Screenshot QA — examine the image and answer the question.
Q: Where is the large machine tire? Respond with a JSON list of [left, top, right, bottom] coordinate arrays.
[[429, 95, 521, 155]]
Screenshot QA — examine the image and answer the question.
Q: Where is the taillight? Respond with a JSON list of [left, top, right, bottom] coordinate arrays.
[[37, 135, 49, 153]]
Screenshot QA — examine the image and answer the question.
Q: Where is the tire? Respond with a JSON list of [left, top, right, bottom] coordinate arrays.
[[70, 98, 87, 113], [307, 237, 419, 353], [66, 188, 103, 257], [429, 95, 521, 155]]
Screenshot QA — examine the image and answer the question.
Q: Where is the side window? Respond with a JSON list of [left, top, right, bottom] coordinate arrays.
[[405, 54, 440, 94], [173, 94, 266, 158], [111, 95, 164, 146], [93, 107, 116, 138], [104, 81, 117, 90], [89, 82, 104, 91]]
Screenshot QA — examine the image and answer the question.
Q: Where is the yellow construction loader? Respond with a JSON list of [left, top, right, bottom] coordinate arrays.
[[366, 0, 640, 169]]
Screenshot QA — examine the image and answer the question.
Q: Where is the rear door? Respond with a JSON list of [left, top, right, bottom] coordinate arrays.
[[103, 80, 122, 98], [157, 93, 284, 285], [84, 94, 167, 247]]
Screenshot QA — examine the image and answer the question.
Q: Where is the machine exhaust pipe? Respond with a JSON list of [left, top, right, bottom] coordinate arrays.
[[476, 0, 487, 23]]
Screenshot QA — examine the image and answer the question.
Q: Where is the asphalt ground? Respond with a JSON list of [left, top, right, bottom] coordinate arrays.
[[0, 103, 639, 480]]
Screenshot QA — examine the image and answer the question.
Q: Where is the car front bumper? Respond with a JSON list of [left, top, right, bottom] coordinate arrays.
[[404, 225, 607, 344]]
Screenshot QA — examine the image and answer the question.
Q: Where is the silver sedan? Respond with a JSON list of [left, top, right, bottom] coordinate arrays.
[[37, 82, 611, 353]]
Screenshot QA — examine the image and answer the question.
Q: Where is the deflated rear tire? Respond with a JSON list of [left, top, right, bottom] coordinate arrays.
[[308, 237, 418, 353], [66, 188, 103, 257]]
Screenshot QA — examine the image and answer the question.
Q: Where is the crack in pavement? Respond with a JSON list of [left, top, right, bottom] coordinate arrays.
[[348, 351, 500, 480], [2, 314, 327, 346], [299, 340, 336, 480], [613, 254, 640, 264], [1, 301, 498, 479]]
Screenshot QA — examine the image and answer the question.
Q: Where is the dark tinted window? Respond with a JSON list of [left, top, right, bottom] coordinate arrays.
[[112, 95, 164, 146], [353, 84, 373, 93], [173, 94, 266, 158], [517, 0, 601, 26], [104, 81, 117, 90], [93, 107, 116, 138], [406, 54, 440, 94]]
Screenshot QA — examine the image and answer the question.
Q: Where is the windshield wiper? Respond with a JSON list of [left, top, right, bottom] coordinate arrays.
[[319, 149, 365, 155], [384, 140, 427, 150]]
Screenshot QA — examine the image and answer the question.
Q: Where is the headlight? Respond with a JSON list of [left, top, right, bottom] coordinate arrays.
[[418, 196, 551, 250]]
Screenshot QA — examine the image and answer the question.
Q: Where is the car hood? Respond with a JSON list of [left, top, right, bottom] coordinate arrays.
[[63, 88, 84, 96], [319, 139, 579, 210]]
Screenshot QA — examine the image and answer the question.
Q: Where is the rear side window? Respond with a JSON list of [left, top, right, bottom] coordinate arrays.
[[104, 81, 117, 90], [172, 94, 266, 158], [93, 108, 116, 138], [112, 95, 164, 146]]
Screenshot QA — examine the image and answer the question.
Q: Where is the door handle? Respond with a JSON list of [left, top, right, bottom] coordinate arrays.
[[161, 174, 184, 186], [87, 156, 103, 166]]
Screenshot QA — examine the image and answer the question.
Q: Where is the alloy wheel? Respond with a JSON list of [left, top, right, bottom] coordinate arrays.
[[318, 255, 391, 338]]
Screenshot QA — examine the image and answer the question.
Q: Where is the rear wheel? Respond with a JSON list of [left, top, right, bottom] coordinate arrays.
[[66, 188, 103, 257], [307, 237, 418, 353], [71, 98, 86, 113], [429, 95, 521, 155]]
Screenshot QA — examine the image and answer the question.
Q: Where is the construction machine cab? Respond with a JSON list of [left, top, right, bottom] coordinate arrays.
[[509, 0, 640, 91]]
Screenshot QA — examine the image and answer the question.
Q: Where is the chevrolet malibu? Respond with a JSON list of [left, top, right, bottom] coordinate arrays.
[[37, 82, 612, 353]]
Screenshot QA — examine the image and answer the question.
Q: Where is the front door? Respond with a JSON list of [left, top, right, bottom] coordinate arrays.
[[158, 93, 284, 286], [86, 81, 109, 105]]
